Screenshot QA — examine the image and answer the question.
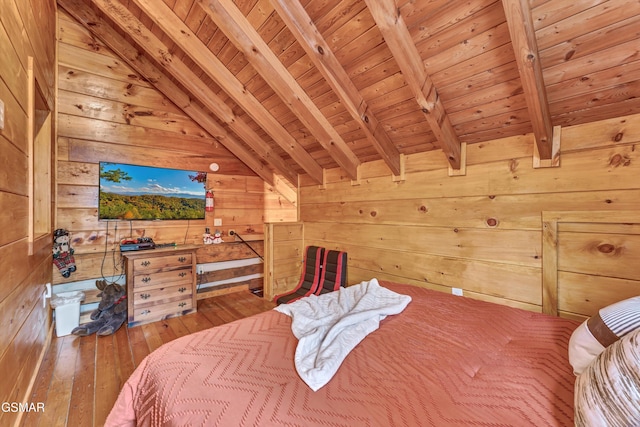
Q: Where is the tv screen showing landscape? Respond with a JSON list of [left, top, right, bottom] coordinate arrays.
[[98, 162, 207, 220]]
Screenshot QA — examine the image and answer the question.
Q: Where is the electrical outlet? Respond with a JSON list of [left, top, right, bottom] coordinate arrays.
[[213, 218, 222, 226], [452, 287, 463, 296], [228, 229, 236, 237]]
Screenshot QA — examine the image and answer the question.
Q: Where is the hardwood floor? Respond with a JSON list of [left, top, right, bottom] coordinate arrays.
[[21, 290, 276, 427]]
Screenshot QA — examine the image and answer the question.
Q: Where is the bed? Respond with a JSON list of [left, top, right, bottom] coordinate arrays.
[[106, 280, 579, 426]]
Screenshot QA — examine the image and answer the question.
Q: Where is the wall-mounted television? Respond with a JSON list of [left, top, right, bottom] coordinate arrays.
[[98, 162, 207, 220]]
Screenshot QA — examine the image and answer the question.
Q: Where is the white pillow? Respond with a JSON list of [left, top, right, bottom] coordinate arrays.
[[568, 321, 605, 375], [568, 296, 640, 375], [574, 328, 640, 427]]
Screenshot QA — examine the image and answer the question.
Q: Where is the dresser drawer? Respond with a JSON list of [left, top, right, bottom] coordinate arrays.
[[131, 299, 194, 323], [132, 253, 193, 273], [133, 283, 191, 306], [133, 268, 192, 288], [124, 246, 198, 328]]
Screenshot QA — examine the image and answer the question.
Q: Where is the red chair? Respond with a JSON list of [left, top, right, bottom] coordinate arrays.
[[274, 246, 325, 305], [315, 250, 347, 295]]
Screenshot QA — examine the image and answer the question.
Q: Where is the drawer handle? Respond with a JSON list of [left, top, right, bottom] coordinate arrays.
[[179, 272, 187, 278], [140, 293, 151, 300], [178, 256, 187, 263], [178, 287, 187, 293], [141, 277, 151, 283], [141, 260, 151, 267], [140, 310, 151, 315], [179, 302, 187, 308]]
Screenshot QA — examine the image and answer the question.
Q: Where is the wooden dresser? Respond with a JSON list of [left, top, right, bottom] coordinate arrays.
[[123, 245, 198, 327]]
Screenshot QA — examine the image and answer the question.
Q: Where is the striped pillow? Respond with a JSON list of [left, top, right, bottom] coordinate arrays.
[[574, 328, 640, 427], [568, 296, 640, 375]]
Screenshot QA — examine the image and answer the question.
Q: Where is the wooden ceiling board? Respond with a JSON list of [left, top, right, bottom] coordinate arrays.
[[412, 2, 506, 60], [438, 62, 521, 104], [548, 61, 640, 105], [457, 114, 533, 144], [408, 0, 501, 46], [534, 0, 638, 51], [539, 15, 640, 70], [182, 1, 206, 31], [552, 97, 640, 128], [398, 0, 457, 31], [424, 23, 513, 76], [531, 0, 608, 31], [431, 43, 517, 90], [347, 50, 399, 91], [334, 26, 387, 71], [311, 0, 365, 36], [56, 0, 640, 184]]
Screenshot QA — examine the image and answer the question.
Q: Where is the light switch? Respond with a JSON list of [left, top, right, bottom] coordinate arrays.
[[0, 99, 4, 130], [213, 218, 222, 226]]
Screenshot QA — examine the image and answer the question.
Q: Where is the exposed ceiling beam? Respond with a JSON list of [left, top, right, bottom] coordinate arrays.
[[56, 0, 293, 196], [270, 0, 402, 176], [364, 0, 462, 170], [199, 0, 361, 181], [82, 0, 300, 187], [131, 0, 324, 185], [502, 0, 556, 161]]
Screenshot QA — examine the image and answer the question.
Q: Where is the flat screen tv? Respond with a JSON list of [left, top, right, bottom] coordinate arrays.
[[98, 162, 207, 220]]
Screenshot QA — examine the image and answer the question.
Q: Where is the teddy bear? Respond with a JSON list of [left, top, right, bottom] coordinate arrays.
[[71, 279, 127, 336], [52, 229, 77, 278]]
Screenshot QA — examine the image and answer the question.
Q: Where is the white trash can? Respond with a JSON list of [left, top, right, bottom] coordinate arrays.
[[50, 291, 85, 337]]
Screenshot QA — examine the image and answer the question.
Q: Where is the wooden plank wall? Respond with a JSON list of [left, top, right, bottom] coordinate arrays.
[[195, 241, 265, 299], [542, 211, 640, 320], [55, 9, 296, 288], [299, 112, 640, 312], [0, 1, 57, 426], [263, 222, 304, 301]]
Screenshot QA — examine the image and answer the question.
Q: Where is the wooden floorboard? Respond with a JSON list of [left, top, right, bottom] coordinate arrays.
[[67, 335, 96, 427], [21, 290, 275, 427]]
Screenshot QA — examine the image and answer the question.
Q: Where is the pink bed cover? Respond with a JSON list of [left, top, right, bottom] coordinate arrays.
[[106, 282, 579, 426]]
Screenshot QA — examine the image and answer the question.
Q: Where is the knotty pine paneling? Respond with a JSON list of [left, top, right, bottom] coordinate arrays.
[[558, 271, 640, 317], [305, 222, 541, 267], [54, 10, 296, 287], [196, 242, 264, 264], [301, 145, 640, 205], [299, 112, 640, 311], [0, 1, 56, 424], [558, 232, 640, 281], [263, 222, 304, 301], [301, 189, 640, 230], [0, 87, 29, 152]]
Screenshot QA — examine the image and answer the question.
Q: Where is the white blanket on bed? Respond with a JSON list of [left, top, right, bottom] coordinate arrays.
[[274, 278, 412, 391]]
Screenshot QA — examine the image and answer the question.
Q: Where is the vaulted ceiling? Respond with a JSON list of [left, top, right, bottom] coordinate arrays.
[[58, 0, 640, 187]]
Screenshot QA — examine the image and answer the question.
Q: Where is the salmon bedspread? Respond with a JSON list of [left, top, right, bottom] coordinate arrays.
[[106, 281, 579, 426]]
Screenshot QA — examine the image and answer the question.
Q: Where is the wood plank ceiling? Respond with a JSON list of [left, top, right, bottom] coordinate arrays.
[[58, 0, 640, 187]]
